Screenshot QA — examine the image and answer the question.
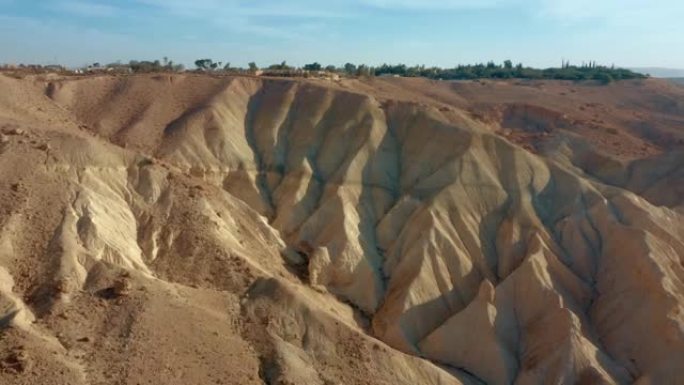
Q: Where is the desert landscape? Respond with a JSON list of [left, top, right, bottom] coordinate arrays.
[[0, 71, 682, 385]]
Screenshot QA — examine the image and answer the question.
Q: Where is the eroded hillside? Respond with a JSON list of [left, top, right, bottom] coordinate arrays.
[[1, 73, 683, 385]]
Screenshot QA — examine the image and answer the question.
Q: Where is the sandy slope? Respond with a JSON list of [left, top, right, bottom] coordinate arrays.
[[0, 73, 683, 385]]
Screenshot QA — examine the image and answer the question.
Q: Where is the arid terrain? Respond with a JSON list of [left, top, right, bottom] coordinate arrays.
[[669, 78, 684, 86], [0, 73, 683, 385]]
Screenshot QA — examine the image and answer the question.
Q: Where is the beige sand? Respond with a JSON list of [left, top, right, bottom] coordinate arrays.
[[0, 73, 683, 385]]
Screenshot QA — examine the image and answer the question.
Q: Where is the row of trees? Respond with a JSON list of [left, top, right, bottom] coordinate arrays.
[[190, 59, 644, 83], [73, 57, 646, 83], [370, 61, 645, 83], [194, 58, 259, 73], [90, 58, 185, 73], [128, 57, 184, 73], [190, 59, 373, 76], [190, 60, 376, 77]]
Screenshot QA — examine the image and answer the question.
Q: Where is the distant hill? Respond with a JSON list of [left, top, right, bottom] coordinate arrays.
[[631, 67, 684, 78]]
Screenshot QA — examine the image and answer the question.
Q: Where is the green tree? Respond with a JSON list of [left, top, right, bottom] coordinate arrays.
[[356, 64, 372, 77], [194, 59, 213, 70], [303, 62, 322, 71], [268, 61, 291, 70], [248, 62, 258, 72], [343, 63, 357, 75]]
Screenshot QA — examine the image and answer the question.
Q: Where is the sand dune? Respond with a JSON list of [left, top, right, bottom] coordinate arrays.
[[0, 73, 683, 385]]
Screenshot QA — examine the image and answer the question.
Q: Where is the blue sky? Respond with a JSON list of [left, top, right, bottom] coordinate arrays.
[[1, 0, 682, 69]]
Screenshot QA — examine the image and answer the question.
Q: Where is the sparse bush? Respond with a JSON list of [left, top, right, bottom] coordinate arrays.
[[268, 61, 292, 70]]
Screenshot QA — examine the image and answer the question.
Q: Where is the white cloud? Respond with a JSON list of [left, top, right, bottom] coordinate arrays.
[[537, 0, 684, 24], [535, 0, 684, 49], [358, 0, 683, 29], [357, 0, 509, 10], [134, 0, 349, 40], [137, 0, 350, 18], [50, 1, 119, 17], [128, 0, 684, 46]]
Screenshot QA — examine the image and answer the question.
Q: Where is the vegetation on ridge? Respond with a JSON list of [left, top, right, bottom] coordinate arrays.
[[231, 59, 645, 82], [369, 61, 645, 83], [0, 57, 647, 83]]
